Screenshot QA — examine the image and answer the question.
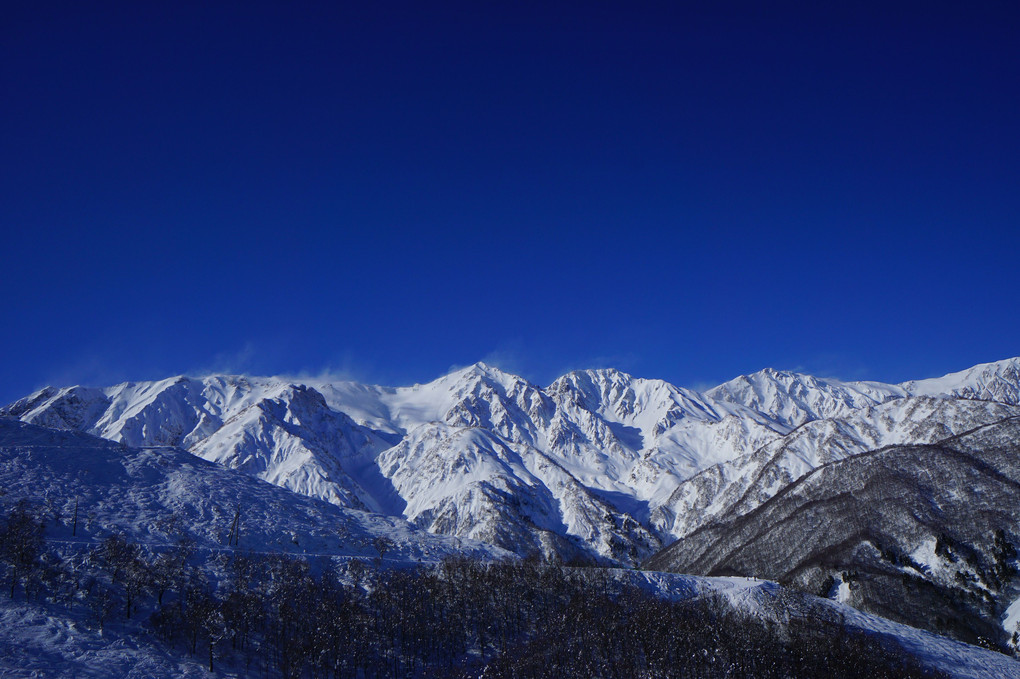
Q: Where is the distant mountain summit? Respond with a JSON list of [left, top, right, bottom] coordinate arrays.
[[901, 357, 1020, 404], [705, 367, 908, 427]]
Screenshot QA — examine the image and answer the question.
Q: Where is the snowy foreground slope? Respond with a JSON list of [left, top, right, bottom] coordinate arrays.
[[0, 419, 510, 676], [6, 357, 1020, 567], [0, 596, 213, 679]]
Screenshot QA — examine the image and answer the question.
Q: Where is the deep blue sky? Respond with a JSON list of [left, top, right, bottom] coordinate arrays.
[[2, 1, 1019, 402]]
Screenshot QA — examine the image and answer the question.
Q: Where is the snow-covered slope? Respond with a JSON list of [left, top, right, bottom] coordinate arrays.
[[706, 367, 907, 428], [377, 421, 660, 561], [626, 572, 1020, 679], [3, 364, 784, 563], [652, 397, 1020, 539], [190, 384, 396, 513], [544, 368, 785, 504], [0, 596, 213, 679], [0, 418, 505, 563], [902, 357, 1020, 405], [6, 357, 1020, 565], [5, 561, 1012, 679], [647, 415, 1020, 651]]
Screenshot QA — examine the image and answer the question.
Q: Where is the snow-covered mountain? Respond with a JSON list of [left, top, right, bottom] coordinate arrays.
[[6, 357, 1020, 566], [651, 396, 1020, 540], [902, 357, 1020, 405], [3, 363, 781, 563], [705, 367, 908, 427], [0, 418, 506, 563]]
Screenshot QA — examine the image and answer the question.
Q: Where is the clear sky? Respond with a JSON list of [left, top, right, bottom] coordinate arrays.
[[2, 1, 1018, 403]]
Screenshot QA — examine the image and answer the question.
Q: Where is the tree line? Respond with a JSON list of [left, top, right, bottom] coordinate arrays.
[[1, 500, 948, 678]]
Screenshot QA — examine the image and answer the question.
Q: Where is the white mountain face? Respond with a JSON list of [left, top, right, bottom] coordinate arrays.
[[901, 357, 1020, 405], [6, 357, 1020, 566], [706, 367, 908, 428]]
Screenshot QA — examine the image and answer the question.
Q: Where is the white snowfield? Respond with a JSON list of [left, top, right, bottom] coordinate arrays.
[[6, 357, 1020, 565], [0, 597, 214, 679]]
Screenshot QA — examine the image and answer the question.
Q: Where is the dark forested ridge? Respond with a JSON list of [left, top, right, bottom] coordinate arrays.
[[646, 417, 1020, 651], [0, 500, 947, 679]]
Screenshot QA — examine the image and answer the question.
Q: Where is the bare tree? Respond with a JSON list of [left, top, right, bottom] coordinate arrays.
[[0, 501, 45, 598]]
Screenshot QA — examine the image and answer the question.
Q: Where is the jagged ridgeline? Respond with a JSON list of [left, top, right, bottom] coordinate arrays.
[[4, 357, 1020, 650], [5, 358, 1019, 565]]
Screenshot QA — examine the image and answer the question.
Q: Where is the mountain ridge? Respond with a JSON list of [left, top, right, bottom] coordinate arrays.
[[5, 357, 1020, 566]]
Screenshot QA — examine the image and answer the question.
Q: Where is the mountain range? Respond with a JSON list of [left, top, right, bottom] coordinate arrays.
[[3, 358, 1016, 560], [5, 357, 1020, 650]]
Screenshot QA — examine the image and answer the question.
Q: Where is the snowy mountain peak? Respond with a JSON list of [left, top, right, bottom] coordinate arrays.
[[434, 361, 527, 388], [3, 385, 66, 418], [901, 357, 1020, 405], [706, 368, 906, 428], [559, 366, 635, 384]]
